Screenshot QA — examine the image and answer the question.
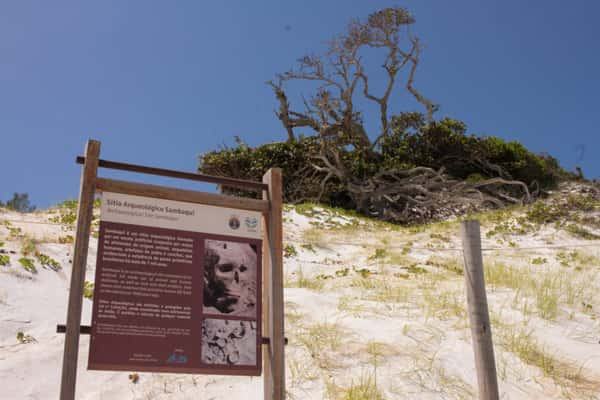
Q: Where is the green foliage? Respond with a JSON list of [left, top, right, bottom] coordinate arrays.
[[83, 281, 94, 299], [486, 218, 537, 237], [48, 199, 92, 228], [565, 224, 600, 240], [16, 331, 35, 344], [8, 226, 23, 239], [525, 202, 569, 224], [0, 255, 10, 266], [36, 253, 61, 271], [300, 243, 316, 253], [199, 116, 568, 220], [383, 116, 567, 187], [199, 137, 346, 202], [1, 193, 36, 212], [369, 248, 387, 260], [58, 235, 74, 244], [283, 244, 298, 258], [18, 257, 36, 273], [20, 237, 38, 256]]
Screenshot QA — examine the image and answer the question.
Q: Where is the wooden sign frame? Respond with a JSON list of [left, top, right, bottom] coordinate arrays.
[[59, 140, 285, 400]]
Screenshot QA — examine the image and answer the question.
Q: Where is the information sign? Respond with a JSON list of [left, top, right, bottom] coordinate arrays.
[[88, 191, 262, 375]]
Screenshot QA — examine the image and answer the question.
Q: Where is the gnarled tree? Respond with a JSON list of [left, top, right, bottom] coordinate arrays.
[[267, 7, 532, 223]]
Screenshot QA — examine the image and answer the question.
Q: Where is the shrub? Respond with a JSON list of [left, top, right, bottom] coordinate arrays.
[[48, 200, 78, 227], [36, 253, 61, 271], [199, 117, 568, 222], [283, 244, 297, 258], [1, 193, 36, 212], [58, 235, 74, 244], [0, 255, 9, 266], [16, 331, 36, 344], [83, 281, 94, 299], [525, 202, 569, 224], [18, 257, 36, 273], [199, 137, 346, 203]]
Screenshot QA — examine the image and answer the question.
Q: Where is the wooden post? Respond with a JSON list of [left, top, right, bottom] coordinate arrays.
[[460, 220, 499, 400], [262, 168, 285, 400], [59, 140, 100, 400]]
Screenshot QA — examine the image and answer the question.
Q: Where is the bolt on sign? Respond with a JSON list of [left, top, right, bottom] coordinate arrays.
[[59, 140, 284, 400], [88, 192, 263, 374]]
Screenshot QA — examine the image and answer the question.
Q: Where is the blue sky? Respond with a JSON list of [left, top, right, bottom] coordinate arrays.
[[1, 1, 599, 208]]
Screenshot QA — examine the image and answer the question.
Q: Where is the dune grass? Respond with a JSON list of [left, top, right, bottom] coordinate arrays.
[[494, 322, 600, 398]]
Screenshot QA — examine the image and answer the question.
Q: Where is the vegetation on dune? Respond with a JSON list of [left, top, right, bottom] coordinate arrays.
[[199, 6, 574, 225], [0, 193, 36, 213]]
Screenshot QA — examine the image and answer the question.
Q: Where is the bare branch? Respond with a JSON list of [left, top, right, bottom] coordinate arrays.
[[406, 38, 438, 123]]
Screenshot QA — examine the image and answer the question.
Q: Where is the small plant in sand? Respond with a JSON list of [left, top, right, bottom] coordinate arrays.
[[495, 322, 599, 396], [58, 235, 74, 244], [83, 281, 94, 299], [337, 295, 368, 317], [485, 218, 537, 238], [556, 249, 599, 269], [20, 236, 38, 256], [531, 257, 548, 265], [429, 232, 450, 242], [369, 248, 387, 260], [0, 254, 10, 266], [300, 243, 316, 253], [297, 321, 347, 370], [288, 351, 320, 385], [283, 243, 298, 258], [284, 301, 305, 326], [335, 369, 386, 400], [525, 201, 570, 225], [50, 199, 102, 230], [302, 227, 325, 248], [286, 268, 325, 291], [564, 224, 600, 240], [485, 261, 572, 320], [422, 289, 466, 322], [36, 253, 61, 271], [48, 200, 78, 226], [426, 256, 462, 275], [18, 257, 36, 273], [534, 275, 560, 320], [16, 331, 36, 344], [8, 226, 23, 240]]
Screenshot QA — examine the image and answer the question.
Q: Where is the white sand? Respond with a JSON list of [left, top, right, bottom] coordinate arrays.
[[1, 201, 600, 399]]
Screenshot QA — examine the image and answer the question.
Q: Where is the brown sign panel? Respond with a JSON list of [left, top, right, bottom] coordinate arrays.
[[88, 192, 262, 375]]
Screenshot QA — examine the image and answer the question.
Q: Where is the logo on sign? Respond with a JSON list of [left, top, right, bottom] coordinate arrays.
[[228, 215, 240, 230], [245, 216, 258, 230], [166, 349, 188, 364]]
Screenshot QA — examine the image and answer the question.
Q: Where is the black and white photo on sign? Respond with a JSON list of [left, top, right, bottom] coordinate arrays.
[[203, 239, 257, 317], [201, 319, 257, 366]]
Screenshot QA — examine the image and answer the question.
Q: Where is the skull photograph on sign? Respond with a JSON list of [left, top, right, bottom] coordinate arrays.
[[203, 239, 258, 317]]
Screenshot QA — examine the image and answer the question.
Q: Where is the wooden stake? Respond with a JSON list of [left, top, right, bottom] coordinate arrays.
[[460, 220, 500, 400], [262, 168, 285, 400], [59, 140, 100, 400]]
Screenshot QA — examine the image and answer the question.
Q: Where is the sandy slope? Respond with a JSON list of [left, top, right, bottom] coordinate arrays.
[[2, 193, 600, 399]]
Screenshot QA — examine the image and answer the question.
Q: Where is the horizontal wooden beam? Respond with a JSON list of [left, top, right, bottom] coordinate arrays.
[[55, 325, 288, 345], [77, 156, 268, 192], [95, 177, 270, 214]]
